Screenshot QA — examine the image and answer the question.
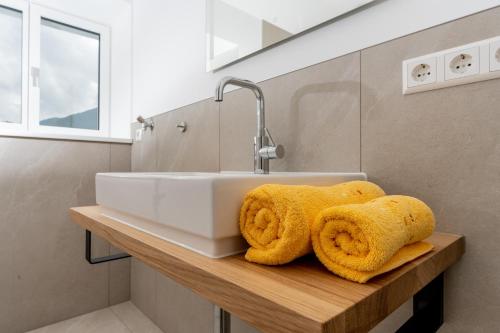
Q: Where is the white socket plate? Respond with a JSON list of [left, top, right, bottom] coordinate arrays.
[[490, 39, 500, 72], [407, 58, 437, 88], [402, 36, 500, 94], [444, 47, 480, 80]]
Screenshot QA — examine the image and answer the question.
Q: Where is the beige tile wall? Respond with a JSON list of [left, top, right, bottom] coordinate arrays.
[[156, 100, 219, 172], [130, 258, 157, 323], [361, 7, 500, 333], [0, 138, 131, 332], [130, 6, 500, 333], [220, 52, 361, 172]]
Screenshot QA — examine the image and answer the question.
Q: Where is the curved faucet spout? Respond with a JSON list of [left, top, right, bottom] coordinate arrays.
[[214, 77, 265, 138], [214, 77, 264, 102], [214, 76, 283, 174]]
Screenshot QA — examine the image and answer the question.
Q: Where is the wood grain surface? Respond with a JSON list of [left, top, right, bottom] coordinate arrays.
[[70, 206, 464, 333]]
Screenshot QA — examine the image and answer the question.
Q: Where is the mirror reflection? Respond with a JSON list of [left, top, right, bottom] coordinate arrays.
[[206, 0, 375, 70]]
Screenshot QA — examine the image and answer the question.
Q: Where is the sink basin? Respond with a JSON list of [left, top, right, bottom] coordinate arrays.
[[96, 172, 367, 258]]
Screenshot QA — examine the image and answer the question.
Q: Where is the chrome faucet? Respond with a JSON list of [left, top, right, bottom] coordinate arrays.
[[215, 77, 284, 174]]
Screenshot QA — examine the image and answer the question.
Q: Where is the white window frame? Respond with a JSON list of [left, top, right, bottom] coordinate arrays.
[[0, 1, 111, 138], [29, 4, 110, 137], [0, 0, 29, 133]]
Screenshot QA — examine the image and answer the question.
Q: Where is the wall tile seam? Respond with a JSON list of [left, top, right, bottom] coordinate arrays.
[[358, 51, 363, 173], [107, 143, 113, 307], [154, 124, 160, 171], [153, 271, 159, 323]]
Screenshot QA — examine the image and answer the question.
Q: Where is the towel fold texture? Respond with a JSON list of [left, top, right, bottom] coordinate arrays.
[[311, 195, 435, 283], [239, 181, 386, 265]]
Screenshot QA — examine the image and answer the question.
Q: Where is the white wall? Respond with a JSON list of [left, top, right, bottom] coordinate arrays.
[[132, 0, 500, 119], [33, 0, 132, 138]]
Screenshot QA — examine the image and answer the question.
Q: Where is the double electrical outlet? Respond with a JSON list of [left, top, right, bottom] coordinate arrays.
[[403, 36, 500, 94]]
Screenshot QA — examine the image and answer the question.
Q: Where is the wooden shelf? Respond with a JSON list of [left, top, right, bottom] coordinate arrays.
[[70, 206, 464, 333]]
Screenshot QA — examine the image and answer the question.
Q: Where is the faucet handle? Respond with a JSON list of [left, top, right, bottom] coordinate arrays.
[[259, 127, 284, 159], [259, 145, 285, 160]]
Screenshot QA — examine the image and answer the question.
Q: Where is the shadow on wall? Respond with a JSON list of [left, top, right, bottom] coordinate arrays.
[[287, 81, 368, 167]]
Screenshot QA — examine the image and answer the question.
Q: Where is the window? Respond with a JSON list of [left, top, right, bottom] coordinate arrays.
[[39, 19, 100, 130], [0, 0, 27, 131], [0, 5, 22, 124], [0, 1, 110, 138]]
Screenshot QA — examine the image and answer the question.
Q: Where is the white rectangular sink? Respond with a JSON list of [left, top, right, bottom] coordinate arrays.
[[96, 172, 367, 258]]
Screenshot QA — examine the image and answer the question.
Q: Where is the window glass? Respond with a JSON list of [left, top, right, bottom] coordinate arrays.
[[0, 5, 23, 124], [39, 18, 100, 130]]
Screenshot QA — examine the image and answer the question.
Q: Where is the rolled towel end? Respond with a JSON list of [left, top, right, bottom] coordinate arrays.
[[312, 195, 435, 282]]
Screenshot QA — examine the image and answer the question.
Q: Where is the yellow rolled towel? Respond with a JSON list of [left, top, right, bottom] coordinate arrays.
[[239, 181, 385, 265], [311, 195, 435, 283]]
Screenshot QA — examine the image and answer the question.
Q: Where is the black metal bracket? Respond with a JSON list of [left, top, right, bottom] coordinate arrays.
[[85, 230, 131, 264], [396, 273, 444, 333], [218, 307, 231, 333]]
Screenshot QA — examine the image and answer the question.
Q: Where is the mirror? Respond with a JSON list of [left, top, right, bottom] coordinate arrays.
[[206, 0, 375, 71]]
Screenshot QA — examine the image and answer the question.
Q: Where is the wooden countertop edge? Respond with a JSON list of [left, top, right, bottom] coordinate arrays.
[[70, 207, 324, 332], [70, 206, 465, 333], [338, 234, 465, 332]]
